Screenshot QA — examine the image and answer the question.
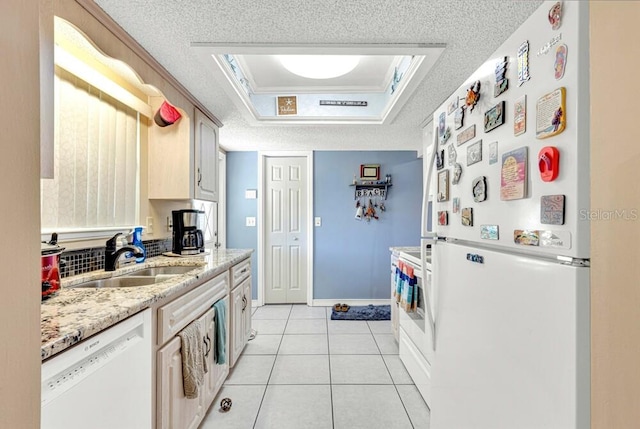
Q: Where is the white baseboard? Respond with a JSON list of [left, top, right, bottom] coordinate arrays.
[[251, 299, 391, 307], [311, 299, 390, 307]]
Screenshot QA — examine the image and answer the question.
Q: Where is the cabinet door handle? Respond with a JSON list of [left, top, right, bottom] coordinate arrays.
[[242, 295, 247, 311], [240, 268, 247, 274], [197, 168, 202, 186], [203, 334, 211, 357]]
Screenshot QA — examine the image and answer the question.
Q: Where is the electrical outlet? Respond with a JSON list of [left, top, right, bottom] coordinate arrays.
[[146, 216, 154, 234], [314, 217, 322, 227], [246, 217, 256, 227]]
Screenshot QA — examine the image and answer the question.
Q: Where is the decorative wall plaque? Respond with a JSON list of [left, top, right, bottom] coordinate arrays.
[[277, 96, 297, 116]]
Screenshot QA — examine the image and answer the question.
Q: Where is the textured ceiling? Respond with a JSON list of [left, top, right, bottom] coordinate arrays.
[[92, 0, 543, 151]]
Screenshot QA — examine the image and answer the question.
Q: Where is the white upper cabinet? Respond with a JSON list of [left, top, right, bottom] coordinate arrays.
[[194, 109, 219, 202], [149, 100, 219, 202]]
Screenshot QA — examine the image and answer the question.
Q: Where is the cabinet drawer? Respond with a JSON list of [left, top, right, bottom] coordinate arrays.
[[230, 258, 251, 288], [157, 271, 229, 345]]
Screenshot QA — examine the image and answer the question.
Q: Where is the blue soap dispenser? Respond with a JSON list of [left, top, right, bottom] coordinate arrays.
[[133, 226, 146, 263]]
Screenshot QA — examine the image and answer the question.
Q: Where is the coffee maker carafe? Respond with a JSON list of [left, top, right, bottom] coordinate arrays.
[[172, 209, 205, 255]]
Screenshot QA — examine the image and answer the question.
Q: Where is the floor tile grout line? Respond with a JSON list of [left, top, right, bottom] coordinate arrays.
[[251, 313, 288, 429], [326, 307, 336, 429]]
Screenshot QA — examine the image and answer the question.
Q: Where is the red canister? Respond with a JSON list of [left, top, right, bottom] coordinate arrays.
[[41, 234, 64, 300]]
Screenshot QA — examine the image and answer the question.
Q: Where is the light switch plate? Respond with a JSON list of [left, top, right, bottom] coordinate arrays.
[[246, 217, 256, 227], [245, 189, 257, 199], [314, 217, 322, 227]]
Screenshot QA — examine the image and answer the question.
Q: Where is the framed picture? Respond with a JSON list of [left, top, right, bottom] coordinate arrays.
[[360, 164, 380, 180], [276, 96, 297, 116], [437, 170, 449, 202]]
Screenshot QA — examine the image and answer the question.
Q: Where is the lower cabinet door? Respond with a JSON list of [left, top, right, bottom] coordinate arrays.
[[243, 278, 252, 343], [229, 285, 245, 367], [202, 298, 229, 407], [156, 336, 205, 429]]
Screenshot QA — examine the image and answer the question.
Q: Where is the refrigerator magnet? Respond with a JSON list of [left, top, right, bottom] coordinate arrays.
[[513, 229, 540, 246], [447, 144, 457, 166], [437, 170, 449, 202], [438, 112, 446, 136], [538, 146, 560, 182], [461, 208, 473, 226], [540, 195, 565, 225], [447, 98, 459, 115], [472, 176, 487, 202], [554, 44, 567, 80], [548, 1, 563, 30], [484, 101, 505, 133], [467, 140, 482, 166], [494, 56, 508, 97], [440, 127, 451, 146], [513, 95, 526, 136], [464, 80, 481, 112], [438, 211, 449, 226], [436, 149, 445, 170], [453, 197, 460, 213], [500, 147, 528, 201], [457, 124, 476, 146], [517, 41, 531, 87], [489, 142, 499, 165], [452, 163, 463, 185], [536, 87, 566, 139], [454, 107, 464, 130], [480, 225, 499, 240]]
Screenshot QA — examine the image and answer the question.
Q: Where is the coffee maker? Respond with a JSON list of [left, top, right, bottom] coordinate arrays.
[[172, 209, 205, 255]]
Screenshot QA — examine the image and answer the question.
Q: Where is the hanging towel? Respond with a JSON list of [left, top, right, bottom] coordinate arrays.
[[177, 319, 205, 399], [213, 299, 227, 365]]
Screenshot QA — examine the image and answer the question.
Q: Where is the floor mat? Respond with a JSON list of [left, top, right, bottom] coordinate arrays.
[[330, 304, 391, 321]]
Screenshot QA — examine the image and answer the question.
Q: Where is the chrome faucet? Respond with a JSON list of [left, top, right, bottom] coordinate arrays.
[[105, 233, 143, 271]]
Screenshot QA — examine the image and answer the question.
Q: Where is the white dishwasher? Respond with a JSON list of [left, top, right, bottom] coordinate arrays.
[[42, 309, 152, 429]]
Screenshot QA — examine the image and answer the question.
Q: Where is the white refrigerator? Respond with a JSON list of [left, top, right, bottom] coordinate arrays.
[[421, 1, 590, 428]]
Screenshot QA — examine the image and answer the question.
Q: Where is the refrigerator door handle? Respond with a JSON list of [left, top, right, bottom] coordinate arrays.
[[421, 130, 438, 237]]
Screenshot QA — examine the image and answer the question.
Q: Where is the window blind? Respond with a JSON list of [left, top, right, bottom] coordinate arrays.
[[41, 68, 139, 231]]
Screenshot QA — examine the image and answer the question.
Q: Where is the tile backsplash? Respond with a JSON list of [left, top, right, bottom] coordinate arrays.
[[60, 238, 172, 278]]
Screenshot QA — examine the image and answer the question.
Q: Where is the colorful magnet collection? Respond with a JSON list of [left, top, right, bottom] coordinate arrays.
[[431, 4, 572, 244]]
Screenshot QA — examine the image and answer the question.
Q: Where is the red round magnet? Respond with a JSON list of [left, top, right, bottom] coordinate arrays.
[[538, 146, 560, 182]]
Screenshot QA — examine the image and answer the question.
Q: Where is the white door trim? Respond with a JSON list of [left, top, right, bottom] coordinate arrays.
[[257, 151, 314, 307]]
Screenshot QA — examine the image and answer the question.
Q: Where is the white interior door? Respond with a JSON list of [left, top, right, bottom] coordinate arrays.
[[264, 157, 308, 304]]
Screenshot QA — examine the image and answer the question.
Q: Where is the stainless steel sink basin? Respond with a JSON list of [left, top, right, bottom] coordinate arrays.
[[71, 276, 159, 289], [127, 266, 200, 276]]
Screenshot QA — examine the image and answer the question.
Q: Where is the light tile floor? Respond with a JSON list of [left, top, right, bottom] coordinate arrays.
[[200, 304, 430, 429]]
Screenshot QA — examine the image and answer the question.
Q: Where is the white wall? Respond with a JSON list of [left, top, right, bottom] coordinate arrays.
[[0, 0, 43, 427]]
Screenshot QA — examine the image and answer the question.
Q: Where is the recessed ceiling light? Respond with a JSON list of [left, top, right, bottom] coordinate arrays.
[[277, 55, 360, 79]]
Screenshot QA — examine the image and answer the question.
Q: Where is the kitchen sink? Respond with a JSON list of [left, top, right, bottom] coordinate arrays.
[[127, 266, 200, 276], [70, 276, 159, 289]]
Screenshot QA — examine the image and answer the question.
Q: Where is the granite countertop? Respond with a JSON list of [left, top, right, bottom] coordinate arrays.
[[41, 248, 253, 361]]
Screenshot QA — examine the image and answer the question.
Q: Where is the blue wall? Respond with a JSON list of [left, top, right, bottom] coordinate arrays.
[[226, 151, 422, 301], [225, 152, 258, 296], [313, 151, 422, 299]]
